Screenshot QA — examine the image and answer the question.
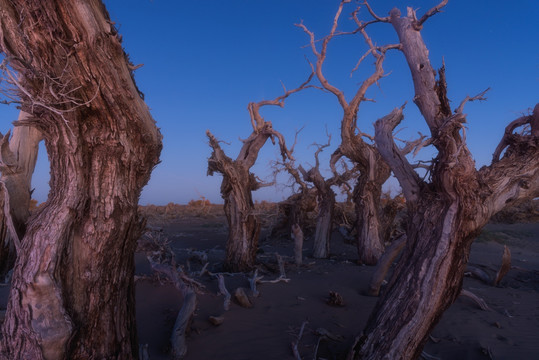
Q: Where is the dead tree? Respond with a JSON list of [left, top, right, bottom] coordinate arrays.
[[278, 133, 355, 258], [299, 143, 336, 259], [300, 139, 357, 259], [0, 112, 42, 281], [0, 1, 162, 358], [273, 145, 318, 240], [207, 74, 312, 272], [351, 2, 539, 359], [297, 1, 401, 265]]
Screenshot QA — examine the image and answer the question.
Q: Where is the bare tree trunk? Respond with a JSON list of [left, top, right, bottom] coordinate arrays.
[[223, 170, 261, 271], [207, 131, 266, 272], [353, 175, 386, 265], [352, 3, 539, 359], [312, 190, 334, 258], [0, 1, 162, 358], [207, 77, 311, 271], [0, 112, 42, 280], [303, 166, 335, 259]]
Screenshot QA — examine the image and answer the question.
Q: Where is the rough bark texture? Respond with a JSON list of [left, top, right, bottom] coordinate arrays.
[[207, 71, 311, 272], [351, 169, 388, 265], [0, 1, 162, 359], [352, 4, 539, 359], [0, 112, 42, 280], [207, 129, 269, 272], [302, 166, 335, 259]]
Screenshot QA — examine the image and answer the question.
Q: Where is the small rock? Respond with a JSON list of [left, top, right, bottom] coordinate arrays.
[[208, 315, 224, 326]]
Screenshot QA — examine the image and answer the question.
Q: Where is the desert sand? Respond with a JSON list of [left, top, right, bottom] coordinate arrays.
[[134, 204, 539, 360]]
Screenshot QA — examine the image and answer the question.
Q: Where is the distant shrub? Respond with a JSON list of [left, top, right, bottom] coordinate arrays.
[[187, 198, 211, 207], [29, 199, 39, 211]]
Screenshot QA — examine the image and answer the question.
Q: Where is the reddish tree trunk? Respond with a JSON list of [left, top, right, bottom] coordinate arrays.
[[0, 1, 162, 358], [207, 77, 312, 271], [312, 189, 335, 258], [207, 130, 268, 272], [222, 171, 261, 272], [352, 4, 539, 359], [308, 170, 335, 259], [353, 176, 386, 265]]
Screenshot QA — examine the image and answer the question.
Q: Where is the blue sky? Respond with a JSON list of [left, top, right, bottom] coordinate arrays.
[[0, 1, 537, 205]]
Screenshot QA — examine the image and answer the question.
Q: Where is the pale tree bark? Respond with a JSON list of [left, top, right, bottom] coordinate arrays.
[[0, 112, 42, 280], [297, 2, 401, 265], [0, 1, 162, 359], [297, 140, 339, 259], [275, 147, 318, 240], [207, 74, 312, 272], [305, 166, 335, 259], [351, 2, 539, 359]]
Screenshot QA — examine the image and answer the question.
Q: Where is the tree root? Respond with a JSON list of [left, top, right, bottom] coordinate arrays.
[[459, 289, 491, 311]]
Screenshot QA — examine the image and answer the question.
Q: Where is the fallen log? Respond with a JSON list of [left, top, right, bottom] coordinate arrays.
[[171, 290, 197, 359]]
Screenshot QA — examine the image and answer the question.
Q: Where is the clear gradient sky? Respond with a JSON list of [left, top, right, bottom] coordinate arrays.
[[0, 0, 537, 205]]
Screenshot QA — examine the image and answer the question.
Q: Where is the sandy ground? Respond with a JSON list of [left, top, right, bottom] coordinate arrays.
[[135, 207, 539, 360]]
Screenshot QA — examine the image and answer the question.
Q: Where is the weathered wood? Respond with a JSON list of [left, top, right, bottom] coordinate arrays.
[[148, 251, 198, 360], [248, 269, 263, 297], [301, 150, 336, 259], [367, 234, 406, 296], [171, 291, 197, 360], [234, 287, 252, 308], [493, 245, 511, 286], [297, 3, 399, 265], [0, 113, 42, 280], [217, 274, 231, 311], [460, 289, 490, 311], [291, 321, 308, 360], [0, 1, 162, 358], [207, 74, 312, 272], [354, 2, 539, 359], [292, 223, 304, 265]]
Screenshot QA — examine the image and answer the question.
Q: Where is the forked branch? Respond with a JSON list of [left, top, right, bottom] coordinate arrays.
[[455, 88, 490, 114], [414, 0, 449, 29], [248, 64, 315, 132], [374, 106, 421, 203], [492, 104, 539, 162]]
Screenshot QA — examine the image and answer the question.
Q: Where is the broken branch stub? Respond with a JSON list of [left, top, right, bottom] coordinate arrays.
[[493, 245, 511, 286]]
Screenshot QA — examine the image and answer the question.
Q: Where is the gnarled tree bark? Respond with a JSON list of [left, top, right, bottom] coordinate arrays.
[[0, 1, 162, 358], [0, 112, 42, 281], [352, 3, 539, 359], [207, 74, 312, 272]]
